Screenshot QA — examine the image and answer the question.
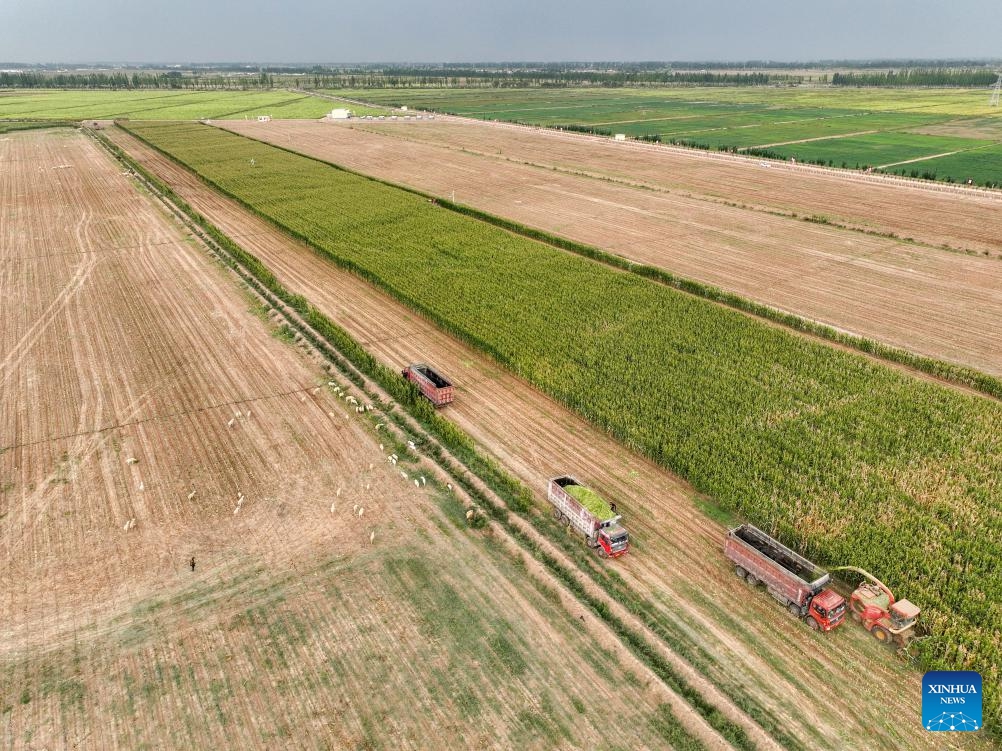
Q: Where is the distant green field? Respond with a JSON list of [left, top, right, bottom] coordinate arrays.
[[0, 90, 374, 121], [881, 142, 1002, 186], [768, 132, 992, 169], [334, 86, 1002, 184], [340, 85, 995, 117]]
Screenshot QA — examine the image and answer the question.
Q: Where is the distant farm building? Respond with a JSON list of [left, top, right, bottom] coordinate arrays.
[[256, 115, 271, 122], [329, 108, 352, 119], [614, 133, 627, 141]]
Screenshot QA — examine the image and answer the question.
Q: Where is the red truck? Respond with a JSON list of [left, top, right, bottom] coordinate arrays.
[[401, 363, 454, 407], [547, 476, 629, 558], [725, 524, 846, 632]]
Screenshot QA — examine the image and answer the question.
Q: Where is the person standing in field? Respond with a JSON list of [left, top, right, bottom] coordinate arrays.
[[190, 556, 196, 572]]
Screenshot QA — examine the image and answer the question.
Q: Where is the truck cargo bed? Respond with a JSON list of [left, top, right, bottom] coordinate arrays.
[[732, 525, 826, 584]]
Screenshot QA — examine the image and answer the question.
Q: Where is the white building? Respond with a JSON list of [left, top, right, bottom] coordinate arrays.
[[256, 115, 271, 123], [329, 108, 352, 120]]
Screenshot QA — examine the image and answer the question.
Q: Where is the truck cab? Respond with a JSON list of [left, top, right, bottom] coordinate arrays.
[[597, 521, 629, 559], [807, 589, 847, 632]]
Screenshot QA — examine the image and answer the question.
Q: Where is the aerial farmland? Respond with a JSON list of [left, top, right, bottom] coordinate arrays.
[[2, 61, 1001, 751]]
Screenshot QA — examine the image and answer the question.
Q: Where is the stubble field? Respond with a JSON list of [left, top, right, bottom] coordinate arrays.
[[0, 128, 687, 750]]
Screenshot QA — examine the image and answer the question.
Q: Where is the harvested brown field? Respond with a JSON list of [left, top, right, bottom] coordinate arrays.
[[221, 118, 1002, 377], [108, 125, 994, 751], [1, 129, 688, 749]]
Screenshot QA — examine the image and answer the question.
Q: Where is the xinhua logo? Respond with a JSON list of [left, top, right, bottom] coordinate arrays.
[[923, 671, 982, 731]]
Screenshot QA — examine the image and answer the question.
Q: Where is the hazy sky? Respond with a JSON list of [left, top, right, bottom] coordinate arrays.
[[3, 0, 1001, 63]]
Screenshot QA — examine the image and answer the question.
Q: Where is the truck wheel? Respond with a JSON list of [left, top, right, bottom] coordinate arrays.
[[872, 626, 892, 645], [745, 573, 759, 587], [562, 514, 571, 528], [806, 617, 820, 631], [734, 566, 746, 579], [787, 603, 801, 617], [597, 547, 609, 559], [552, 508, 562, 522]]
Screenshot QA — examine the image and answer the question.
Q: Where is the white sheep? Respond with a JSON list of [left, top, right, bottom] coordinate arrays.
[[407, 441, 415, 450], [126, 457, 139, 465], [187, 489, 197, 501], [420, 476, 427, 486], [414, 479, 420, 488], [330, 502, 336, 514], [369, 530, 375, 544], [357, 507, 364, 517], [376, 423, 384, 431], [400, 470, 408, 480], [227, 418, 235, 427], [233, 506, 240, 515], [336, 487, 343, 497]]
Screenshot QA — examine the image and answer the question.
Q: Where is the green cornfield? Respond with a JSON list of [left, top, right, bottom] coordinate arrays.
[[124, 120, 1002, 725]]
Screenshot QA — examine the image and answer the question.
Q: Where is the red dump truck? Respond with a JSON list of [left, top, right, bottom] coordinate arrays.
[[401, 363, 454, 407], [725, 524, 846, 632], [547, 476, 629, 558]]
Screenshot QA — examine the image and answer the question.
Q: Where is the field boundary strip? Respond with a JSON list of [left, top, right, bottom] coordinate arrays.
[[198, 120, 1002, 403], [94, 125, 820, 751]]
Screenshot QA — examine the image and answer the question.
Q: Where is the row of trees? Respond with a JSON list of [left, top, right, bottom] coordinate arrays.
[[303, 70, 782, 89], [831, 68, 998, 86], [0, 70, 275, 89]]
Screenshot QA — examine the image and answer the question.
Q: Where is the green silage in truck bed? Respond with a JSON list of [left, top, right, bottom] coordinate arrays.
[[566, 484, 613, 519]]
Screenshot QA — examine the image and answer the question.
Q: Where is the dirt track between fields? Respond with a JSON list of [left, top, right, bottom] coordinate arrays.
[[223, 118, 1002, 379], [107, 125, 991, 751], [2, 129, 691, 751]]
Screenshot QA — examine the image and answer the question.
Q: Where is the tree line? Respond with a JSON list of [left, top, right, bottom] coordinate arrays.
[[0, 70, 275, 89], [304, 70, 781, 89], [831, 68, 998, 87]]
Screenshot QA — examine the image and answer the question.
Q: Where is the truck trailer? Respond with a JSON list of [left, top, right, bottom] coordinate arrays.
[[725, 524, 845, 631], [547, 476, 629, 558], [402, 363, 454, 407]]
